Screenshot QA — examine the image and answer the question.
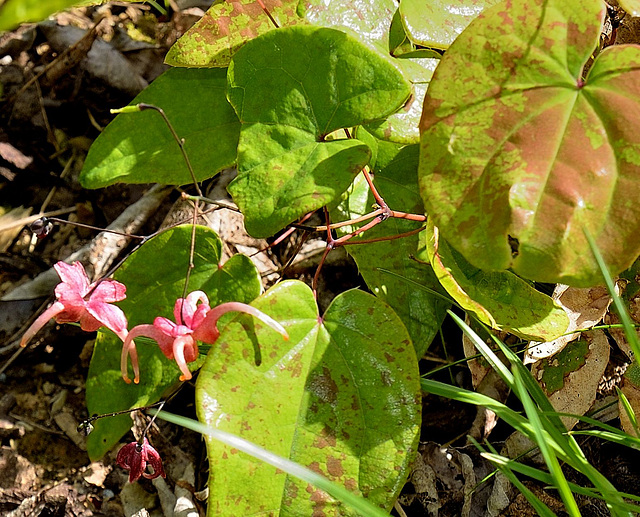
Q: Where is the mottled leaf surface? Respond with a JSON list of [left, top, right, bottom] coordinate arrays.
[[86, 226, 261, 460], [227, 26, 410, 237], [165, 0, 301, 67], [332, 138, 449, 356], [399, 0, 499, 49], [426, 223, 569, 341], [419, 0, 640, 286], [80, 68, 239, 188], [197, 281, 420, 515]]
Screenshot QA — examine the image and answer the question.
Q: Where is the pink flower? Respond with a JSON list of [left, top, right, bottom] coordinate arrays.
[[121, 291, 289, 384], [116, 438, 165, 483], [20, 261, 129, 347]]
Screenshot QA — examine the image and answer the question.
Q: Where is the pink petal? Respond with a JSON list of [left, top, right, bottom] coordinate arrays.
[[86, 301, 128, 335], [77, 311, 103, 332], [89, 278, 127, 303], [120, 324, 164, 384], [172, 335, 197, 381], [53, 262, 90, 296], [153, 316, 179, 337], [20, 301, 65, 347], [173, 291, 209, 328]]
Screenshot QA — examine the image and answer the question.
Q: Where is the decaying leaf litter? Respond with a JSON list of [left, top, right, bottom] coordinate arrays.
[[1, 1, 640, 516]]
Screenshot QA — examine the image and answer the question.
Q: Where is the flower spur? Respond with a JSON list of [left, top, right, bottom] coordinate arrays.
[[121, 290, 289, 384]]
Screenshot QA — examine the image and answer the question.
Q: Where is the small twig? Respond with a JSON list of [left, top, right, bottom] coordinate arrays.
[[256, 0, 280, 28], [136, 103, 203, 197], [0, 207, 76, 234]]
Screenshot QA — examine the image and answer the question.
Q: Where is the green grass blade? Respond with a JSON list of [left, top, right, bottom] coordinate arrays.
[[584, 229, 640, 362], [153, 410, 391, 517]]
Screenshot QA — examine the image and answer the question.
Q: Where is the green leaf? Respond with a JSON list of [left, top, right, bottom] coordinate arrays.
[[0, 0, 92, 31], [425, 223, 569, 341], [332, 138, 449, 356], [301, 0, 397, 51], [80, 67, 239, 188], [165, 0, 302, 67], [365, 53, 439, 144], [197, 281, 421, 515], [226, 25, 410, 237], [85, 225, 261, 460], [419, 0, 640, 286], [398, 0, 500, 49]]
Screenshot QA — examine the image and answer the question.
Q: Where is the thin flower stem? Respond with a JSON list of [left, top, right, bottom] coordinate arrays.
[[341, 225, 425, 246], [137, 103, 203, 197], [256, 0, 280, 28]]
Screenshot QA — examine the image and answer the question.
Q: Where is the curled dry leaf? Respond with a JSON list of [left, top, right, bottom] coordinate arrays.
[[531, 330, 610, 430], [526, 284, 612, 364]]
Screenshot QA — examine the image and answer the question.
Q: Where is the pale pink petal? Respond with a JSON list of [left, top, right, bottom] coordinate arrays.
[[53, 262, 90, 296], [173, 291, 210, 328], [89, 279, 127, 303], [54, 282, 86, 309], [20, 301, 65, 347], [86, 301, 128, 335], [120, 324, 163, 384], [193, 302, 289, 344], [153, 316, 178, 338], [172, 335, 196, 381]]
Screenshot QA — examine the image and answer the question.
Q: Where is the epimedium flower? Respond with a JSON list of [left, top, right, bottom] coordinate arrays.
[[121, 290, 289, 384], [116, 437, 166, 483], [21, 261, 129, 347]]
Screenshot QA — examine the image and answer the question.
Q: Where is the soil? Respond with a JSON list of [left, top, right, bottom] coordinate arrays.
[[1, 2, 640, 516]]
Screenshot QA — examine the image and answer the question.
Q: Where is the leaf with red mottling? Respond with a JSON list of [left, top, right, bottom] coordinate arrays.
[[419, 0, 640, 286], [196, 281, 421, 515], [165, 0, 302, 67]]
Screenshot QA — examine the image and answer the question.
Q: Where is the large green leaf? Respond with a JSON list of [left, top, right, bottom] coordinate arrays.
[[80, 67, 239, 188], [332, 137, 449, 356], [227, 25, 411, 237], [197, 281, 420, 515], [419, 0, 640, 286], [165, 0, 302, 67], [398, 0, 500, 49], [425, 222, 569, 341], [85, 225, 261, 460]]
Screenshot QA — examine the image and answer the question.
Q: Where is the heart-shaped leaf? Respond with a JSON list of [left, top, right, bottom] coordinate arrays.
[[85, 225, 261, 460], [425, 223, 569, 341], [332, 137, 449, 356], [419, 0, 640, 286], [399, 0, 500, 49], [197, 281, 420, 514], [165, 0, 302, 67], [227, 25, 411, 237], [80, 67, 239, 188], [0, 0, 86, 30]]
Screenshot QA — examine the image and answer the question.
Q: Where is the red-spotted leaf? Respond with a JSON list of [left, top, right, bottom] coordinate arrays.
[[165, 0, 302, 67], [196, 281, 421, 515], [227, 25, 410, 237], [399, 0, 500, 49], [419, 0, 640, 286]]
